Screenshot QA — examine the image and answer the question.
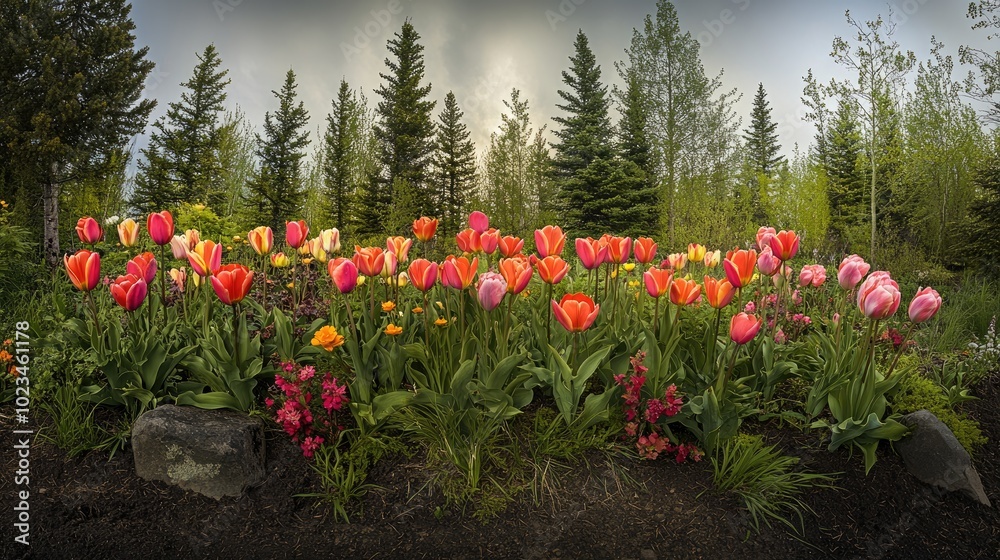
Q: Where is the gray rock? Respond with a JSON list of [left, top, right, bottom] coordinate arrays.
[[896, 410, 991, 507], [132, 404, 265, 499]]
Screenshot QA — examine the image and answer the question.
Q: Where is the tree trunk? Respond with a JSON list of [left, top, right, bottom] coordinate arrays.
[[43, 162, 62, 268]]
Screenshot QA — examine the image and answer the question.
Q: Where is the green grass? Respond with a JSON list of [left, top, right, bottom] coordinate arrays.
[[38, 385, 111, 457]]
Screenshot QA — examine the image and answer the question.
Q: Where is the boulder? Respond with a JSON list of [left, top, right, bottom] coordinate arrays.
[[132, 404, 265, 499], [896, 410, 991, 507]]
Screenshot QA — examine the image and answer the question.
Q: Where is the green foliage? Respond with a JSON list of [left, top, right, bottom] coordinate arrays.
[[39, 385, 111, 457], [323, 80, 378, 234], [173, 202, 240, 242], [892, 369, 987, 453], [522, 345, 616, 430], [710, 434, 837, 535], [433, 91, 477, 237]]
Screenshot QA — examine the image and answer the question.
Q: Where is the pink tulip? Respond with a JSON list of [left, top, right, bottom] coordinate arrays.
[[170, 235, 189, 259], [756, 226, 776, 251], [126, 252, 158, 284], [838, 254, 871, 290], [285, 220, 309, 249], [110, 274, 147, 312], [327, 258, 359, 294], [908, 287, 942, 323], [575, 237, 608, 271], [477, 271, 507, 311], [757, 247, 781, 277], [147, 210, 174, 246], [799, 264, 826, 288], [481, 228, 500, 255], [857, 271, 901, 319], [469, 211, 489, 234], [730, 313, 763, 345], [76, 216, 103, 244]]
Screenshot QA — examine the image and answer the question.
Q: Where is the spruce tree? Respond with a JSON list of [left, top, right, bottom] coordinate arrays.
[[249, 69, 310, 230], [744, 83, 785, 175], [433, 91, 477, 236], [616, 67, 660, 235], [825, 96, 867, 250], [363, 20, 436, 233], [324, 80, 356, 231], [133, 44, 230, 213]]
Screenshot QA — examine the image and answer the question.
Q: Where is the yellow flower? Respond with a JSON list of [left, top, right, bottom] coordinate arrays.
[[435, 301, 444, 309], [623, 263, 636, 272], [611, 269, 618, 279], [226, 245, 233, 251], [628, 280, 640, 289], [382, 301, 396, 312], [193, 203, 206, 211], [434, 318, 448, 326], [311, 325, 345, 352], [357, 276, 367, 286], [412, 306, 424, 314], [232, 235, 242, 242], [302, 257, 314, 265], [384, 323, 403, 336], [287, 281, 295, 289], [0, 200, 7, 208]]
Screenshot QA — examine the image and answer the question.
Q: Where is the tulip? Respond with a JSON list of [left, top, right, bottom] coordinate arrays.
[[536, 255, 569, 285], [551, 293, 600, 333], [477, 271, 507, 311], [170, 235, 189, 259], [76, 216, 103, 244], [271, 252, 290, 268], [669, 277, 701, 306], [211, 263, 254, 306], [772, 264, 793, 287], [442, 256, 479, 289], [110, 274, 147, 311], [353, 246, 386, 277], [285, 220, 309, 249], [455, 228, 483, 253], [687, 243, 707, 264], [663, 253, 687, 271], [169, 268, 187, 292], [633, 237, 657, 265], [246, 226, 273, 256], [534, 225, 566, 258], [730, 312, 763, 345], [724, 248, 758, 289], [908, 287, 942, 323], [704, 276, 736, 309], [127, 252, 158, 284], [756, 246, 781, 277], [857, 271, 901, 320], [838, 254, 871, 290], [576, 237, 608, 271], [756, 226, 776, 252], [704, 250, 721, 268], [317, 228, 341, 254], [797, 264, 826, 288], [380, 251, 398, 278], [327, 257, 359, 294], [393, 272, 409, 288], [184, 229, 200, 251], [499, 258, 532, 294], [412, 216, 438, 242], [769, 230, 800, 261], [480, 228, 500, 255], [385, 235, 412, 262], [407, 259, 438, 292], [64, 249, 101, 292], [498, 235, 524, 258], [643, 267, 673, 298], [310, 239, 329, 263], [187, 240, 223, 277], [469, 211, 489, 233], [146, 211, 174, 245], [117, 218, 140, 247], [604, 236, 632, 265]]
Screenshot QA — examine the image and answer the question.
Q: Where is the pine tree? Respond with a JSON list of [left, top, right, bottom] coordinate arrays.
[[825, 96, 867, 250], [744, 83, 785, 175], [249, 69, 310, 230], [324, 80, 356, 231], [969, 139, 1000, 275], [133, 44, 230, 213], [0, 0, 155, 266], [616, 67, 660, 235], [433, 91, 477, 236], [363, 20, 436, 233]]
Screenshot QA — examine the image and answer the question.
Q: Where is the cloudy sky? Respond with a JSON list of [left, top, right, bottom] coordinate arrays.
[[129, 0, 993, 162]]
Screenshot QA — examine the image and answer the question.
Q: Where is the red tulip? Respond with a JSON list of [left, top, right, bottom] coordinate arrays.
[[248, 226, 274, 256], [838, 254, 871, 290], [412, 216, 439, 242], [126, 252, 158, 284], [534, 225, 566, 258], [857, 271, 901, 320], [481, 228, 501, 255], [704, 276, 735, 309], [211, 263, 254, 305], [455, 228, 483, 253], [76, 216, 103, 244], [327, 257, 359, 294], [633, 237, 657, 265], [575, 237, 608, 271], [669, 277, 701, 306], [285, 220, 309, 249], [442, 256, 479, 289], [643, 267, 673, 298], [769, 230, 800, 261], [908, 287, 942, 323], [188, 240, 223, 277], [551, 293, 600, 333], [499, 257, 532, 294], [723, 248, 757, 289], [408, 259, 439, 293], [730, 313, 763, 345], [469, 211, 489, 233], [353, 246, 386, 277], [535, 255, 569, 285], [147, 210, 174, 246], [110, 274, 147, 311], [756, 226, 776, 252], [756, 246, 781, 277], [498, 235, 524, 258], [606, 236, 632, 264], [64, 249, 101, 292]]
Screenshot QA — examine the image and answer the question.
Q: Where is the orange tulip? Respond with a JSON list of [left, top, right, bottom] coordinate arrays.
[[534, 225, 566, 258], [386, 235, 413, 262], [499, 257, 533, 294], [147, 210, 174, 246], [723, 248, 757, 289], [117, 218, 140, 247], [498, 235, 524, 258], [248, 226, 274, 256], [606, 236, 632, 264], [455, 228, 483, 253], [687, 243, 707, 264], [669, 277, 701, 306], [187, 240, 223, 277], [64, 249, 101, 292], [551, 293, 600, 333], [412, 216, 438, 242], [535, 255, 569, 285], [353, 246, 386, 277], [408, 258, 438, 292], [211, 264, 254, 305], [643, 267, 673, 298], [704, 276, 735, 309], [769, 230, 800, 261], [76, 216, 103, 244], [442, 256, 478, 289], [633, 237, 657, 265]]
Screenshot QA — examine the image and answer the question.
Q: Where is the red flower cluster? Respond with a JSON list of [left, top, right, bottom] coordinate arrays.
[[267, 361, 350, 458]]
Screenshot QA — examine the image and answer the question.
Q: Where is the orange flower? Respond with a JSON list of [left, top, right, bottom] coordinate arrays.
[[408, 258, 439, 292], [117, 218, 140, 247], [110, 274, 147, 311], [498, 235, 524, 258], [723, 248, 757, 289], [386, 236, 413, 262], [211, 263, 254, 305], [412, 216, 439, 242], [353, 246, 386, 277], [643, 267, 673, 298], [382, 301, 396, 312], [534, 225, 566, 258], [384, 324, 403, 336], [455, 228, 483, 253], [669, 277, 701, 306], [535, 255, 569, 285], [606, 236, 632, 264], [188, 240, 223, 277], [704, 276, 735, 309], [551, 293, 600, 333], [434, 317, 449, 326], [441, 256, 478, 289], [64, 249, 101, 292], [248, 226, 274, 256], [311, 325, 345, 351], [769, 230, 800, 261], [499, 257, 533, 294], [633, 237, 657, 265]]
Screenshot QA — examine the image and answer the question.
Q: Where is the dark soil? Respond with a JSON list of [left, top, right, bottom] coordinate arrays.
[[2, 374, 998, 560]]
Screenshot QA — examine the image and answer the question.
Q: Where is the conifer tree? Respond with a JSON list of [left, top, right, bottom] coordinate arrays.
[[324, 80, 356, 231], [432, 91, 477, 236], [744, 83, 785, 175], [825, 96, 866, 250]]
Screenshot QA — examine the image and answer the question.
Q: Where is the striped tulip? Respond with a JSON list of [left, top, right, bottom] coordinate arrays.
[[669, 277, 701, 306], [769, 230, 800, 261], [455, 228, 483, 253], [353, 246, 386, 277], [442, 256, 478, 289], [704, 276, 735, 309], [643, 267, 673, 298], [64, 249, 101, 292], [386, 235, 412, 262], [575, 237, 608, 271], [687, 243, 707, 264], [248, 226, 274, 256], [187, 240, 223, 277], [117, 218, 140, 247], [908, 287, 942, 323]]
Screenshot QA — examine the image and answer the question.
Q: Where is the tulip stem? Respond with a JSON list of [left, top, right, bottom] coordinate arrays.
[[546, 283, 553, 342], [885, 322, 917, 380], [709, 307, 722, 373], [261, 256, 269, 312], [653, 297, 660, 338], [159, 244, 167, 325], [718, 342, 739, 396], [232, 303, 240, 361], [291, 254, 299, 326], [572, 333, 579, 370], [203, 281, 211, 338], [505, 295, 513, 341], [423, 293, 430, 348], [342, 291, 357, 340], [86, 291, 102, 350]]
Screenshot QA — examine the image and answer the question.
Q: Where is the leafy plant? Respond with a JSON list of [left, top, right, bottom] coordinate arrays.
[[891, 371, 987, 454], [39, 385, 110, 457]]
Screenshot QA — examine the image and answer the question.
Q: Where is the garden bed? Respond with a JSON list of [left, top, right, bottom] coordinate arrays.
[[3, 373, 998, 560]]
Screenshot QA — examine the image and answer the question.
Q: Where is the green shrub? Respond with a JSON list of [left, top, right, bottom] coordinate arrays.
[[891, 372, 987, 454]]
